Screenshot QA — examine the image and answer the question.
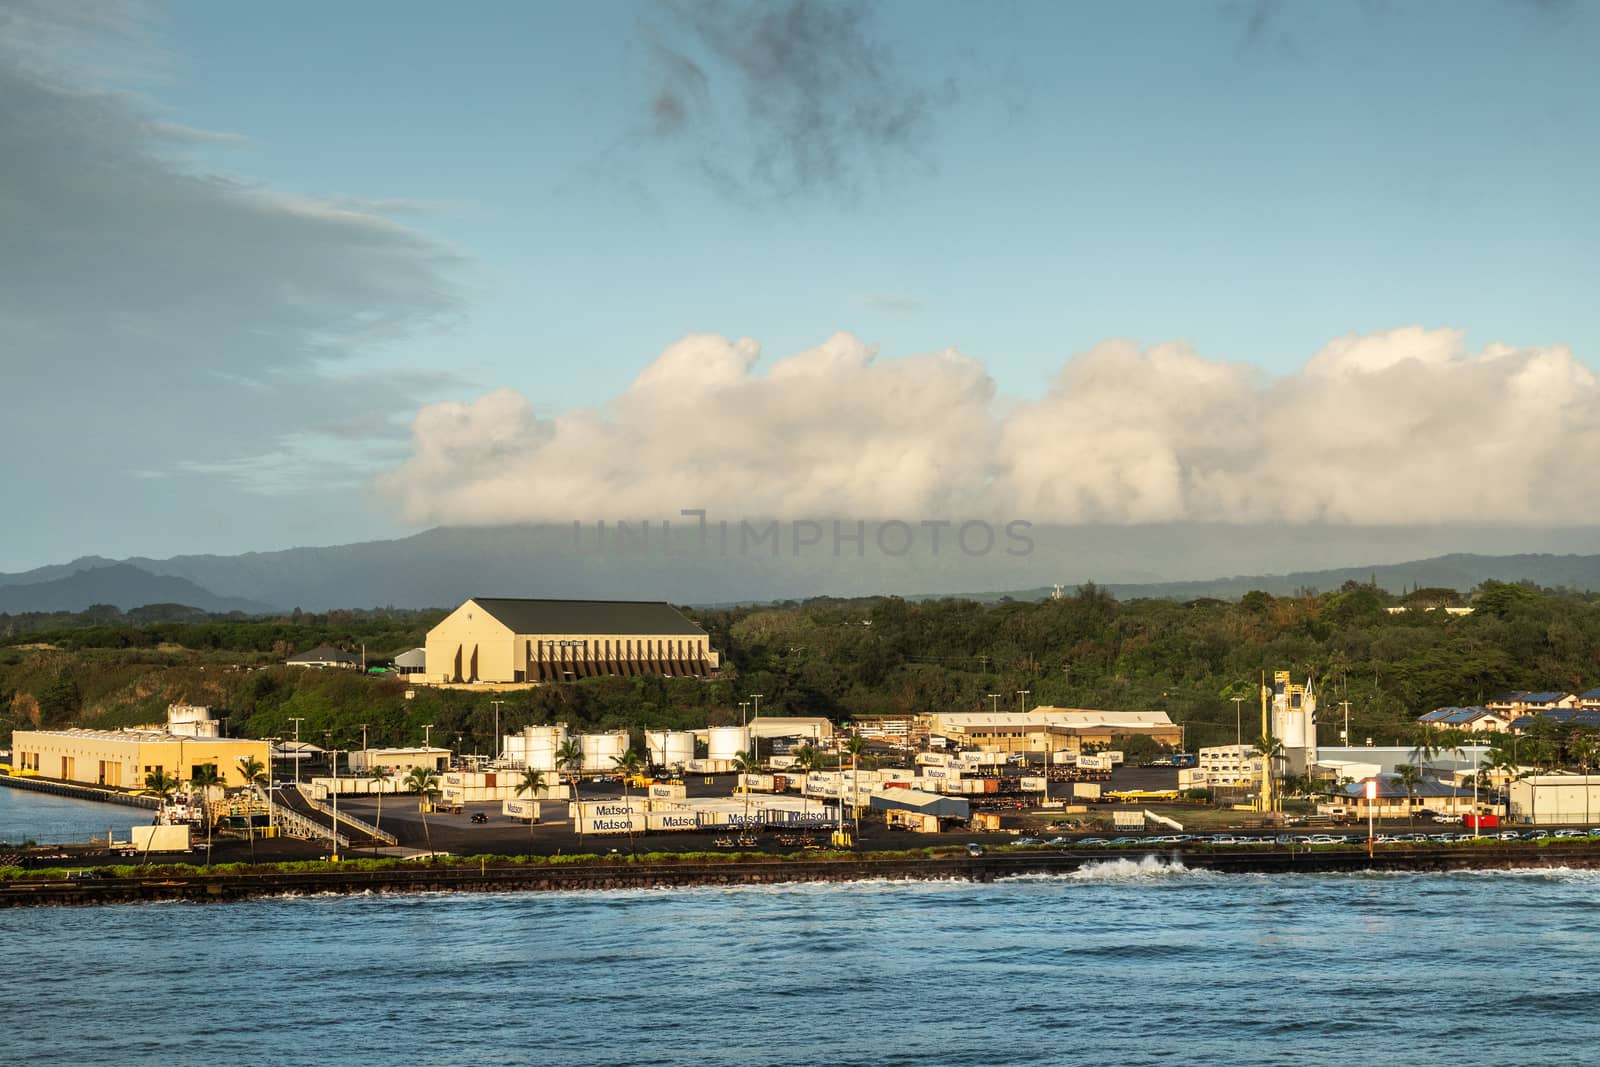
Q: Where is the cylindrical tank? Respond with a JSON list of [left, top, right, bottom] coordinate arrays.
[[707, 726, 752, 762], [579, 730, 629, 773], [1273, 708, 1307, 750], [503, 725, 568, 773], [646, 730, 695, 767]]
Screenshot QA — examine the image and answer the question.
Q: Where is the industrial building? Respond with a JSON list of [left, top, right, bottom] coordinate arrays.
[[1266, 672, 1318, 777], [923, 708, 1182, 754], [423, 597, 720, 684], [1193, 744, 1265, 787], [1507, 776, 1600, 825], [9, 728, 271, 789], [346, 746, 451, 776]]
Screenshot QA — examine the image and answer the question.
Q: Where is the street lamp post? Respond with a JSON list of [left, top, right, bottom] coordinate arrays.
[[491, 700, 505, 759], [423, 723, 434, 751], [1231, 697, 1244, 751], [263, 736, 279, 835], [288, 717, 304, 789], [987, 693, 1001, 713], [749, 694, 763, 762], [1365, 777, 1377, 859], [330, 746, 340, 862]]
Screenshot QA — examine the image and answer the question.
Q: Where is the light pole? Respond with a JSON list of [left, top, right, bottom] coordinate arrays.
[[491, 700, 505, 759], [749, 694, 763, 761], [358, 723, 369, 761], [263, 736, 279, 835], [423, 723, 434, 751], [1366, 777, 1377, 859], [1339, 701, 1351, 747], [1017, 689, 1030, 712], [1231, 696, 1244, 752], [288, 717, 304, 788], [329, 746, 340, 862], [987, 693, 1001, 713]]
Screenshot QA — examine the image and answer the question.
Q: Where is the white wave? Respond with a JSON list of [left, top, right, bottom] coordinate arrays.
[[1055, 856, 1212, 883]]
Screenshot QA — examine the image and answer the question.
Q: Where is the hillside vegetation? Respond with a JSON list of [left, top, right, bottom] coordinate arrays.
[[2, 581, 1597, 755]]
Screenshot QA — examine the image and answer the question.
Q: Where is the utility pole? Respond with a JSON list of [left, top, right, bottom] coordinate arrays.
[[358, 723, 369, 760], [490, 700, 505, 759], [1339, 700, 1352, 746], [288, 717, 304, 788], [749, 694, 763, 761]]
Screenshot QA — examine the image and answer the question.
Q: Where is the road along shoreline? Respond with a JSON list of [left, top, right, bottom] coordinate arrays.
[[5, 843, 1600, 907]]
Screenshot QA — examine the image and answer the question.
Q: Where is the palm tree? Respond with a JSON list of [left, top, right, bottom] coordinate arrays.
[[143, 767, 179, 801], [555, 739, 584, 842], [792, 744, 820, 823], [139, 768, 179, 866], [612, 745, 645, 852], [1252, 733, 1283, 813], [1573, 733, 1600, 826], [405, 765, 441, 855], [1411, 723, 1443, 776], [731, 751, 758, 840], [1488, 750, 1522, 820], [1395, 763, 1422, 829], [190, 764, 222, 864], [368, 766, 390, 856], [845, 735, 869, 833], [237, 756, 268, 862], [516, 767, 545, 851]]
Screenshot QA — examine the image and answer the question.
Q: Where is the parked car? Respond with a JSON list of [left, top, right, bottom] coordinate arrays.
[[965, 843, 986, 856], [1076, 837, 1109, 846]]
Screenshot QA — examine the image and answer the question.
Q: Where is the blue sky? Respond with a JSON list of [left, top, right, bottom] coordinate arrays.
[[2, 0, 1597, 571]]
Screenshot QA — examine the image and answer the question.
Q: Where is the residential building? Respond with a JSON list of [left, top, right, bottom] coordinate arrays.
[[1416, 706, 1513, 734], [1195, 744, 1265, 787], [286, 646, 361, 669]]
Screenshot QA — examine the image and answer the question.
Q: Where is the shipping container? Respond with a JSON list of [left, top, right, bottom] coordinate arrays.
[[501, 799, 541, 821], [1464, 813, 1500, 829], [578, 812, 644, 836], [647, 781, 687, 801], [645, 810, 703, 832], [1073, 782, 1102, 801], [1019, 776, 1047, 791], [569, 798, 648, 820]]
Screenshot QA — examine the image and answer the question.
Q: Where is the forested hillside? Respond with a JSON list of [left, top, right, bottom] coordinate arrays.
[[3, 581, 1597, 757]]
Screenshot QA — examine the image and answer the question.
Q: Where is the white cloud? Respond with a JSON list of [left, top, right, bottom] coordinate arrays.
[[383, 327, 1600, 527]]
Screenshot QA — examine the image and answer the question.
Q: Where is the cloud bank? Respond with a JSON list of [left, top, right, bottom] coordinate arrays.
[[383, 327, 1600, 528], [0, 1, 464, 505]]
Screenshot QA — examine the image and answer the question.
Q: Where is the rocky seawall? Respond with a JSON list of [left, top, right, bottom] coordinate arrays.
[[6, 843, 1600, 907]]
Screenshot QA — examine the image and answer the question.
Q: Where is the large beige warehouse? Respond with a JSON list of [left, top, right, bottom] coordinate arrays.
[[425, 597, 720, 684], [10, 729, 272, 789]]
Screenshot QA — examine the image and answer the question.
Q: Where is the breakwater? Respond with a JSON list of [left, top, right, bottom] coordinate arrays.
[[0, 774, 160, 810], [8, 842, 1600, 907]]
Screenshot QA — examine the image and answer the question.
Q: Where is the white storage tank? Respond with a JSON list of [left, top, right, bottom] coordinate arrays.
[[646, 730, 695, 768], [579, 730, 630, 773], [707, 726, 751, 762], [504, 725, 568, 773]]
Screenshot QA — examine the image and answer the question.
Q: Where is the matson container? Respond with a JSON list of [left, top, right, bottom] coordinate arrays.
[[645, 810, 703, 832], [578, 812, 644, 836], [501, 799, 541, 821], [569, 799, 648, 820], [648, 781, 687, 801]]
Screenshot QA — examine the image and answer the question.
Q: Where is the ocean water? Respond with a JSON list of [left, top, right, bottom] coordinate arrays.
[[2, 859, 1596, 1065], [0, 784, 150, 845]]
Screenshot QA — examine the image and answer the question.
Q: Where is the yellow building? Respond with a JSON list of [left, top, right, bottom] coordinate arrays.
[[424, 597, 720, 684], [923, 708, 1182, 754], [10, 729, 272, 790]]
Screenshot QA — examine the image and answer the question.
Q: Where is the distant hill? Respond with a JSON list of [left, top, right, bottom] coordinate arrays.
[[981, 553, 1600, 602], [5, 528, 1600, 612], [0, 563, 272, 615]]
